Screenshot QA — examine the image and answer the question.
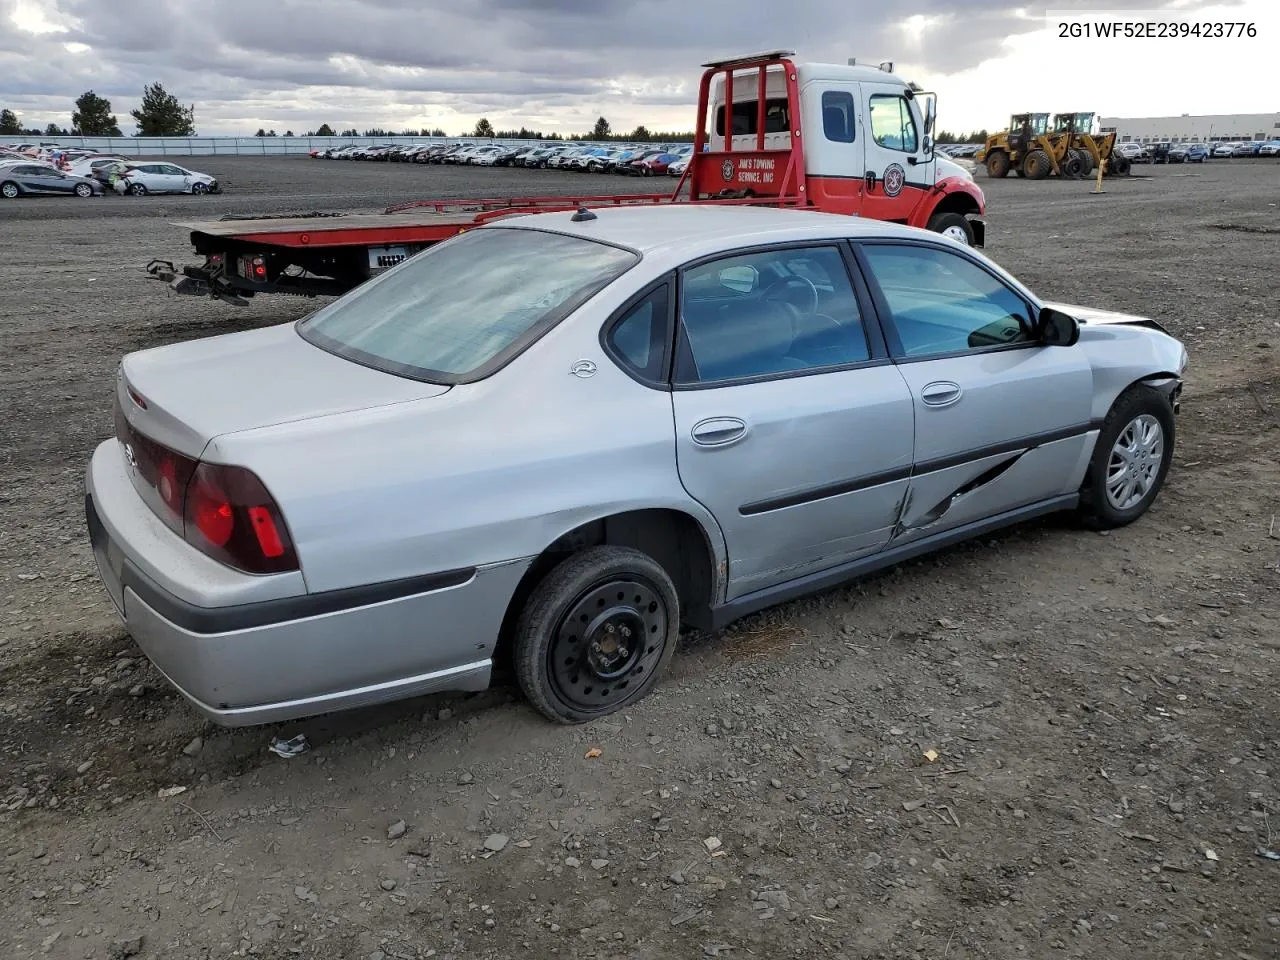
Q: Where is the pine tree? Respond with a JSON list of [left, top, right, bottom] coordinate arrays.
[[130, 83, 196, 136], [72, 91, 122, 136]]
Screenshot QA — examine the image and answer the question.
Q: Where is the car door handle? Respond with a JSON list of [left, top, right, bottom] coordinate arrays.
[[920, 381, 963, 407], [691, 417, 747, 446]]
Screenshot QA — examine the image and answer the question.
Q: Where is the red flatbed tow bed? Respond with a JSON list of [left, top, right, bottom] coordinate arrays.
[[146, 50, 985, 304]]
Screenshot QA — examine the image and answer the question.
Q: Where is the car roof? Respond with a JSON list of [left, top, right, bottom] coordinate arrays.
[[488, 204, 940, 260]]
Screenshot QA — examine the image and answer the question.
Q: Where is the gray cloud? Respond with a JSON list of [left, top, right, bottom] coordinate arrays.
[[0, 0, 1240, 134]]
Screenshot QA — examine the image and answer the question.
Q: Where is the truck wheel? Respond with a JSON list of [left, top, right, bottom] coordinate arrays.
[[985, 151, 1010, 178], [513, 546, 680, 724], [1077, 385, 1175, 529], [926, 212, 974, 245], [1023, 150, 1051, 179], [1062, 154, 1084, 179], [1076, 150, 1096, 176], [1108, 155, 1131, 176]]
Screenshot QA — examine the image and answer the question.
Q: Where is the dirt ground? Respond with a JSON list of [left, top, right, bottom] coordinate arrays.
[[1, 156, 1278, 960]]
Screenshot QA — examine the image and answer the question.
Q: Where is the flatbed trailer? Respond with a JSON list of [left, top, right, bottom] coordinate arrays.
[[148, 51, 987, 305]]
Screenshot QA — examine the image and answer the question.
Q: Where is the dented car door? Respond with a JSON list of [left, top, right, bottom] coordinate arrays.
[[855, 239, 1095, 543]]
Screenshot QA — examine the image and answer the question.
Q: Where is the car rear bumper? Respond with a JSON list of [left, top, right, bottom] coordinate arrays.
[[85, 440, 529, 727]]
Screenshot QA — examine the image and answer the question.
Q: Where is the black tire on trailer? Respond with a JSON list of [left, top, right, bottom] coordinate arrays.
[[1076, 385, 1175, 530], [1023, 149, 1051, 179], [985, 150, 1010, 178], [925, 211, 975, 246], [513, 545, 681, 724]]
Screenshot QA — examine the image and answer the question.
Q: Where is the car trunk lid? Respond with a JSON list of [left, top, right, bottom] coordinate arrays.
[[118, 321, 449, 459]]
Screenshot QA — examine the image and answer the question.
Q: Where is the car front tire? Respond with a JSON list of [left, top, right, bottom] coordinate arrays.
[[1077, 384, 1175, 529], [514, 546, 680, 724]]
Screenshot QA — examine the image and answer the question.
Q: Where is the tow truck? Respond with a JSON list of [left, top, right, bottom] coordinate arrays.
[[147, 51, 987, 305]]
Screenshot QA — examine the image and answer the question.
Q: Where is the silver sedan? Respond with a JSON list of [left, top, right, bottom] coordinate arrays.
[[85, 206, 1187, 727]]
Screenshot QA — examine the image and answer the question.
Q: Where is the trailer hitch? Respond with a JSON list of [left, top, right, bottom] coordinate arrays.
[[145, 258, 248, 305]]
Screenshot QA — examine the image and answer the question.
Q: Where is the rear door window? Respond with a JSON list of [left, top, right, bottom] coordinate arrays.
[[676, 245, 870, 384]]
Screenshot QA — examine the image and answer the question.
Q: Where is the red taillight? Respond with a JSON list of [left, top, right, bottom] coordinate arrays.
[[115, 400, 297, 574], [116, 400, 195, 534], [182, 462, 298, 574], [188, 468, 234, 547], [239, 254, 268, 281]]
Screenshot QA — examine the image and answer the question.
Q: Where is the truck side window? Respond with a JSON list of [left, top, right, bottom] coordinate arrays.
[[821, 91, 855, 143], [869, 95, 918, 153]]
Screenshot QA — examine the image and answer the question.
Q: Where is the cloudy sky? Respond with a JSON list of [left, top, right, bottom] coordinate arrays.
[[1, 0, 1276, 138]]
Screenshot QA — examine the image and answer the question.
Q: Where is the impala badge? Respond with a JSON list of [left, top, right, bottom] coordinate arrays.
[[570, 359, 597, 378]]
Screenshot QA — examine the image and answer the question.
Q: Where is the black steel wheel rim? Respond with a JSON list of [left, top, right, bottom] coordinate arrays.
[[548, 577, 668, 712]]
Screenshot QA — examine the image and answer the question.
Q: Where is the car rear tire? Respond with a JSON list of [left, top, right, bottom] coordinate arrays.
[[74, 182, 93, 198], [1077, 384, 1175, 530], [129, 183, 148, 195], [0, 181, 18, 199], [513, 546, 680, 724], [926, 211, 974, 245]]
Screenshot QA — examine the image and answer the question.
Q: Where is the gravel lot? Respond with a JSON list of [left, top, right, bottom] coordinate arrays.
[[1, 156, 1278, 960]]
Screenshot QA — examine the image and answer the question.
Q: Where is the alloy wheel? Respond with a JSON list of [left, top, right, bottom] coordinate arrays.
[[1106, 413, 1164, 510]]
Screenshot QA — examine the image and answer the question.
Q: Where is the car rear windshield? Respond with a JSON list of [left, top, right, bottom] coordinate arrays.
[[297, 227, 639, 382]]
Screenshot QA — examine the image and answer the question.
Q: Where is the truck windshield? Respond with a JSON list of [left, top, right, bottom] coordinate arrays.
[[297, 228, 639, 383]]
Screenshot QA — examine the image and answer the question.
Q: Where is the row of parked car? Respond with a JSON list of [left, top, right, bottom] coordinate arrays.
[[1117, 139, 1280, 163], [311, 141, 699, 177], [0, 143, 220, 198]]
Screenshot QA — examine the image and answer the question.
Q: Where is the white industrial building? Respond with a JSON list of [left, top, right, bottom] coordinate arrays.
[[1099, 112, 1280, 144]]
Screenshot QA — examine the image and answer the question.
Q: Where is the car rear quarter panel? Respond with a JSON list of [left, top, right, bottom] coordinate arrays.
[[202, 288, 728, 597]]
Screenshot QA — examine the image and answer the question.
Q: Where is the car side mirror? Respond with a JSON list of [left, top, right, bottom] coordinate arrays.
[[1039, 307, 1080, 346]]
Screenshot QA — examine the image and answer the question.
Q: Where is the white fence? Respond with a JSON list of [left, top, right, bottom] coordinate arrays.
[[15, 136, 560, 157]]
